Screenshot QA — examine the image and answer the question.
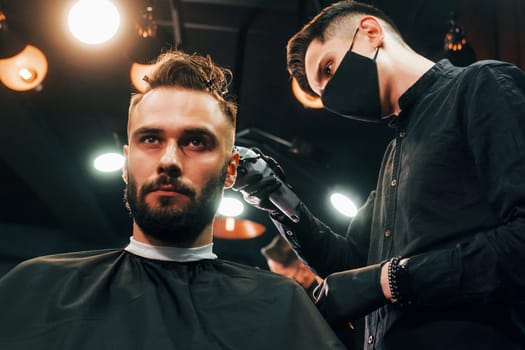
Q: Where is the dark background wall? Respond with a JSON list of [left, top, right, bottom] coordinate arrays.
[[0, 0, 524, 276]]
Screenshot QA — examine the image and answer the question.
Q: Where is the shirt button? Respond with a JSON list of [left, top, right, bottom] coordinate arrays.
[[385, 229, 392, 238], [368, 335, 374, 344], [391, 179, 397, 187], [285, 230, 294, 236], [399, 131, 406, 138]]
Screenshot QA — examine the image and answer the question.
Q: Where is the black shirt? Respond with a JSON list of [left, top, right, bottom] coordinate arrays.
[[273, 59, 525, 349]]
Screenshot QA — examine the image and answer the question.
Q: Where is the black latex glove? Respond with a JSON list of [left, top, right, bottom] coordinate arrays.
[[313, 263, 388, 324], [234, 172, 282, 213], [232, 147, 288, 213]]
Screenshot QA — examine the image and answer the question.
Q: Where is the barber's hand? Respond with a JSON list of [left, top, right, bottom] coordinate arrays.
[[232, 147, 287, 213], [235, 172, 282, 213], [313, 263, 388, 324]]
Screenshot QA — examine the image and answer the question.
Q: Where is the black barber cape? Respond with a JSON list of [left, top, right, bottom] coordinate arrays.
[[0, 249, 345, 349]]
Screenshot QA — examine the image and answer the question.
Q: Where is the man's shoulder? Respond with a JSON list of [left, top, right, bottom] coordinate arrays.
[[216, 259, 288, 277], [215, 259, 302, 289], [3, 248, 123, 277], [458, 59, 522, 80]]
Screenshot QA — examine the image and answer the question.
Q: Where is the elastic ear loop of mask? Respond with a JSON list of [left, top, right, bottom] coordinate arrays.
[[349, 27, 380, 60]]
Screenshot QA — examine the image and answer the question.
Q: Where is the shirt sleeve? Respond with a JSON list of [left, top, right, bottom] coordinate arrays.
[[269, 190, 375, 278]]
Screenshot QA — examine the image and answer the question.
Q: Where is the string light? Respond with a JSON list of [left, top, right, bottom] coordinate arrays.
[[136, 1, 158, 39], [444, 13, 467, 52]]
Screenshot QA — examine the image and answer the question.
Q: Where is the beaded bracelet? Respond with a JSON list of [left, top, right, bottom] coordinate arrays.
[[387, 256, 410, 304]]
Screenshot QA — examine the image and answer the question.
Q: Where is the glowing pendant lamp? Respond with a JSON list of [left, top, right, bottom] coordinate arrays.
[[291, 78, 323, 109], [0, 44, 48, 91], [0, 10, 48, 91]]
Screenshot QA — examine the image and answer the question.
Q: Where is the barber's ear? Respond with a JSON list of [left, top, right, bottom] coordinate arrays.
[[122, 145, 129, 184], [359, 16, 384, 48], [223, 151, 240, 189]]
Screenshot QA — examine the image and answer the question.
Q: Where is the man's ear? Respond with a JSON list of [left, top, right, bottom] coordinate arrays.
[[223, 151, 240, 189], [358, 16, 384, 49], [122, 145, 129, 184]]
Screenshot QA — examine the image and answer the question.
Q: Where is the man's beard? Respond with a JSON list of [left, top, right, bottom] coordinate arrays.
[[124, 164, 228, 246]]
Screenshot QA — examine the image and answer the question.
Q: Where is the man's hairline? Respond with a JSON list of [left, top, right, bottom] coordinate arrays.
[[127, 86, 236, 139]]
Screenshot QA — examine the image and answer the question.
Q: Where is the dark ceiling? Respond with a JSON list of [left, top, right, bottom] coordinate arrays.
[[0, 0, 495, 274]]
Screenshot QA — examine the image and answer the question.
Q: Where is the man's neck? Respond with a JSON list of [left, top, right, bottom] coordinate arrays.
[[381, 46, 435, 116]]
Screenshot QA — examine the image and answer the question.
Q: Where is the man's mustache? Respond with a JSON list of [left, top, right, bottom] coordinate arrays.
[[140, 175, 196, 198]]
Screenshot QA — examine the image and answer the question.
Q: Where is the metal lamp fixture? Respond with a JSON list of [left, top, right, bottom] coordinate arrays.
[[136, 0, 158, 39], [129, 1, 161, 92], [0, 8, 48, 91], [443, 12, 476, 67]]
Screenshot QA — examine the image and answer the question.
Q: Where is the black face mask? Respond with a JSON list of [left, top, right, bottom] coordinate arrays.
[[321, 29, 382, 123]]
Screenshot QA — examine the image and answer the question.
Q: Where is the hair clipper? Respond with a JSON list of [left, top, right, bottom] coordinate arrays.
[[233, 146, 301, 223]]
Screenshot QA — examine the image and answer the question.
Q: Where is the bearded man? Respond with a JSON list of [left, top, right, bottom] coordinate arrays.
[[0, 50, 345, 350]]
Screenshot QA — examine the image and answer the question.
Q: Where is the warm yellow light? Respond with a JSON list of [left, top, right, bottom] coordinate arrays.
[[0, 45, 48, 91], [68, 0, 120, 45], [130, 62, 157, 92], [225, 217, 235, 231], [291, 77, 324, 109], [18, 67, 37, 82], [213, 217, 266, 239]]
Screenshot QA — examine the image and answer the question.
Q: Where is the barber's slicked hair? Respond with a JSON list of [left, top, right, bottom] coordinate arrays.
[[129, 50, 237, 126], [260, 235, 298, 267], [287, 0, 402, 97]]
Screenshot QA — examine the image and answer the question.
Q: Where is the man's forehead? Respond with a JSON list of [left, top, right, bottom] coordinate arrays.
[[129, 88, 225, 126]]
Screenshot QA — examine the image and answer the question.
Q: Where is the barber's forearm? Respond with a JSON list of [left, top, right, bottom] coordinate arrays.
[[380, 262, 392, 300]]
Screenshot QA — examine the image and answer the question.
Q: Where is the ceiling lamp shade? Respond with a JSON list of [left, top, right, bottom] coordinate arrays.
[[291, 77, 323, 109], [0, 44, 48, 91], [130, 62, 157, 92], [213, 217, 266, 239]]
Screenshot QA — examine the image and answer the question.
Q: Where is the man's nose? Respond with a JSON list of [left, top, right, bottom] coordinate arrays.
[[158, 141, 182, 177]]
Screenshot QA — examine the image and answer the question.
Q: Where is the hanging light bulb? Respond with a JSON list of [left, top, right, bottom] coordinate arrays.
[[0, 8, 48, 91], [443, 12, 476, 67], [136, 1, 158, 39], [444, 13, 467, 52], [128, 1, 162, 92], [0, 9, 6, 31], [0, 45, 48, 91], [68, 0, 121, 45], [291, 77, 323, 109]]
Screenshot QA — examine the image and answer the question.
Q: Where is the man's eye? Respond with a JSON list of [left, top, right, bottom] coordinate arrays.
[[141, 136, 160, 144], [324, 62, 333, 76], [184, 138, 207, 149], [188, 138, 203, 147], [182, 136, 212, 151]]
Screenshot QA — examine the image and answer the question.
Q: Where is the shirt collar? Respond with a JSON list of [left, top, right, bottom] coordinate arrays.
[[124, 237, 218, 262], [398, 59, 457, 112]]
